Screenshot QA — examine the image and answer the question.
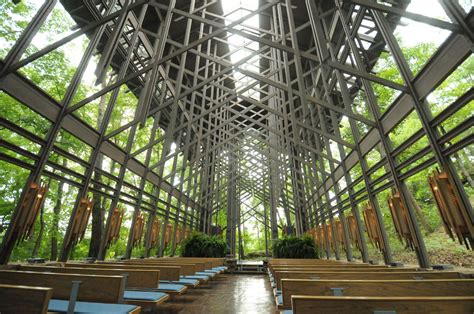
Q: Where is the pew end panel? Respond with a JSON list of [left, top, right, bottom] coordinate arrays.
[[0, 270, 125, 303], [0, 284, 52, 314]]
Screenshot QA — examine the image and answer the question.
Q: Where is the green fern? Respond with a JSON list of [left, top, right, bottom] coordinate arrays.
[[180, 233, 226, 257], [272, 236, 319, 259]]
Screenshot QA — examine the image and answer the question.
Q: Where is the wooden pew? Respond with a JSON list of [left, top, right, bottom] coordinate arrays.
[[291, 295, 474, 314], [269, 261, 386, 266], [270, 266, 414, 277], [269, 258, 352, 264], [111, 260, 201, 275], [113, 260, 208, 285], [17, 265, 168, 309], [0, 270, 124, 303], [268, 264, 394, 277], [0, 284, 52, 314], [62, 263, 187, 295], [163, 257, 225, 268], [159, 257, 225, 272], [270, 264, 390, 270], [64, 262, 181, 281], [118, 259, 218, 281], [268, 259, 385, 273], [273, 270, 464, 291], [181, 260, 213, 272], [0, 270, 140, 313], [145, 257, 227, 272], [19, 265, 160, 289], [270, 267, 418, 290], [280, 279, 474, 310], [159, 258, 223, 277]]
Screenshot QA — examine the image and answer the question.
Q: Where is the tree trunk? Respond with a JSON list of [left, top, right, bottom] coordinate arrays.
[[88, 190, 103, 258], [408, 189, 433, 233], [454, 151, 474, 188], [88, 89, 107, 258], [50, 162, 65, 261]]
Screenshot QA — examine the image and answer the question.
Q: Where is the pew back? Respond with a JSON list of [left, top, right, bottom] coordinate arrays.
[[271, 266, 415, 277], [282, 279, 474, 310], [65, 262, 181, 281], [270, 263, 388, 269], [274, 270, 463, 290], [164, 257, 224, 267], [160, 257, 219, 269], [270, 258, 352, 264], [291, 295, 474, 314], [18, 265, 160, 289], [114, 260, 202, 274]]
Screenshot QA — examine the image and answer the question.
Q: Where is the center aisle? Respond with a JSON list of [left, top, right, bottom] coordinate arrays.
[[158, 274, 278, 314]]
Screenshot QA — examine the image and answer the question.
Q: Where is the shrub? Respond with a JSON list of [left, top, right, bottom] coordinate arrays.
[[180, 233, 226, 257], [272, 236, 319, 259]]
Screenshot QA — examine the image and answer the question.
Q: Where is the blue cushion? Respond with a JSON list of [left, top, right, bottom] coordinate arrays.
[[277, 295, 283, 305], [48, 299, 138, 313], [124, 290, 168, 301], [206, 268, 220, 272], [282, 310, 293, 314], [213, 266, 226, 270], [162, 278, 199, 286], [181, 275, 209, 280], [196, 271, 215, 277], [157, 283, 185, 292], [205, 270, 220, 274]]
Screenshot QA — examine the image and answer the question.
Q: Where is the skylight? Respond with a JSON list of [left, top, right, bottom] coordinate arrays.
[[221, 0, 260, 100]]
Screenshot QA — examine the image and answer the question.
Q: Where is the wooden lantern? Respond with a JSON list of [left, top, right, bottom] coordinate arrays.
[[105, 208, 124, 248], [67, 197, 93, 246], [16, 181, 48, 243], [323, 222, 335, 252], [149, 218, 161, 248], [175, 226, 183, 244], [429, 170, 474, 249], [306, 228, 317, 248], [363, 203, 384, 251], [347, 215, 361, 250], [164, 223, 173, 246], [316, 224, 326, 252], [334, 219, 345, 250], [132, 213, 145, 248], [387, 192, 414, 250]]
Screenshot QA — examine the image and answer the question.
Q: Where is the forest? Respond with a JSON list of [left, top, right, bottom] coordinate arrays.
[[0, 0, 473, 267]]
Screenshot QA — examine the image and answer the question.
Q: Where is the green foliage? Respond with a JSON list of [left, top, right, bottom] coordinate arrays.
[[180, 233, 226, 258], [272, 236, 319, 259], [245, 251, 267, 259]]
